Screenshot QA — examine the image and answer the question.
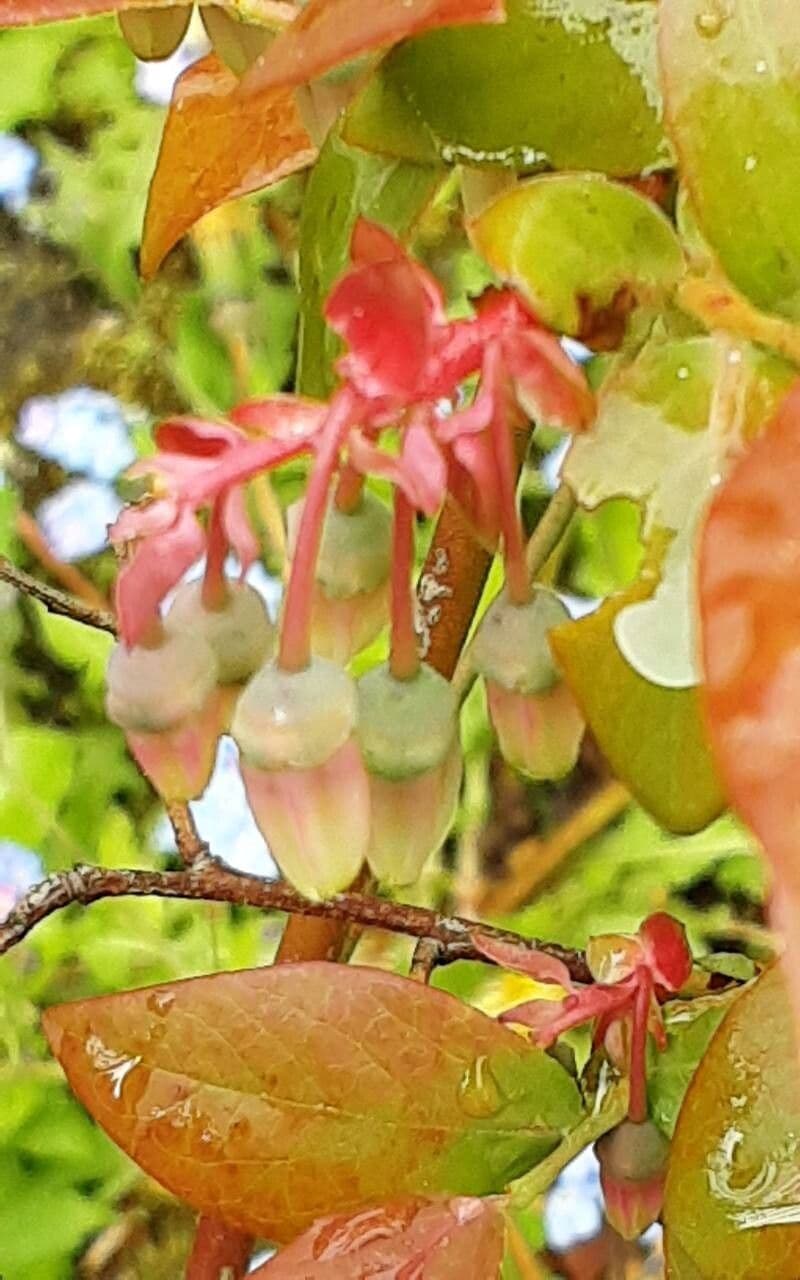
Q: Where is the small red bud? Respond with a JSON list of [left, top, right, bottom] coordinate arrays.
[[596, 1119, 669, 1241]]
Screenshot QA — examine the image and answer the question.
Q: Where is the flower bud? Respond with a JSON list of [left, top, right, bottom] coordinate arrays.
[[287, 493, 391, 665], [200, 6, 271, 76], [118, 6, 192, 60], [165, 579, 275, 726], [595, 1119, 669, 1240], [106, 631, 221, 802], [232, 658, 369, 899], [357, 663, 462, 885], [472, 588, 584, 780]]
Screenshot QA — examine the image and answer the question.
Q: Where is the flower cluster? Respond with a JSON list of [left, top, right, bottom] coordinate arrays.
[[106, 219, 593, 899]]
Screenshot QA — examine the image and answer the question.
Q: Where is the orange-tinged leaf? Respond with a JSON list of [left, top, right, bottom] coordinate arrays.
[[664, 966, 800, 1278], [0, 0, 292, 24], [699, 382, 800, 1015], [43, 963, 581, 1241], [141, 53, 316, 278], [251, 1197, 505, 1278], [242, 0, 504, 93]]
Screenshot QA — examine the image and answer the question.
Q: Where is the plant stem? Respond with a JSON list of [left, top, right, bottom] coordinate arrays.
[[201, 497, 230, 611], [278, 388, 356, 672], [491, 373, 530, 606], [525, 483, 577, 580], [628, 968, 652, 1124], [389, 488, 420, 681], [0, 555, 116, 634], [334, 463, 364, 514]]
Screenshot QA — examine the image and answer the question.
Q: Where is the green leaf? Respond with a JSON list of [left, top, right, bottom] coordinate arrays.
[[44, 962, 582, 1241], [344, 0, 666, 177], [470, 174, 683, 337], [664, 966, 800, 1276], [550, 567, 725, 833], [297, 129, 441, 397], [0, 726, 76, 847], [647, 992, 735, 1139], [660, 0, 800, 321]]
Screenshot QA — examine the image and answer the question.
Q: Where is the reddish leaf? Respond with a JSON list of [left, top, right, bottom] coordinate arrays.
[[252, 1197, 505, 1278], [699, 383, 800, 1018], [664, 966, 800, 1277], [43, 963, 581, 1241], [141, 53, 316, 279], [186, 1217, 253, 1280], [0, 0, 293, 25], [242, 0, 504, 93]]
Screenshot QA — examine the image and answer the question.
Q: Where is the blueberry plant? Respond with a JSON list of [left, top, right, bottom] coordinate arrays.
[[1, 1, 800, 1277]]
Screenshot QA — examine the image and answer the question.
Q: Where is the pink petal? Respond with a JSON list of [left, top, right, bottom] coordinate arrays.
[[347, 421, 446, 517], [115, 506, 205, 646], [350, 217, 406, 267], [154, 416, 240, 456], [501, 978, 638, 1047], [229, 395, 328, 440], [473, 933, 575, 991], [503, 328, 595, 431], [328, 259, 435, 401], [639, 913, 692, 992], [109, 497, 178, 546], [221, 486, 260, 575]]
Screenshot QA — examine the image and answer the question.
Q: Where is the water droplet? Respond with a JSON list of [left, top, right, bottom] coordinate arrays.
[[677, 365, 690, 381], [744, 155, 759, 173], [695, 5, 729, 38], [457, 1055, 503, 1118], [755, 59, 768, 75], [147, 990, 175, 1016]]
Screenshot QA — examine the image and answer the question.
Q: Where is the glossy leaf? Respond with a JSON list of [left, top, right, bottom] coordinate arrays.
[[646, 992, 735, 1140], [43, 963, 581, 1241], [550, 559, 726, 834], [0, 0, 291, 25], [242, 0, 503, 92], [470, 175, 683, 339], [664, 966, 800, 1277], [659, 0, 800, 321], [297, 130, 440, 397], [141, 54, 315, 279], [699, 384, 800, 1022], [344, 0, 666, 177], [252, 1197, 505, 1278]]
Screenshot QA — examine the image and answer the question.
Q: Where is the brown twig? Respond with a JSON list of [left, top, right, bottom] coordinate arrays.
[[0, 553, 116, 634], [0, 861, 592, 981], [164, 802, 210, 869], [15, 511, 112, 612], [409, 936, 443, 982]]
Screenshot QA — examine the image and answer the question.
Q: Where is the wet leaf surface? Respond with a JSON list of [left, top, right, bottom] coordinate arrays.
[[664, 966, 800, 1277], [344, 0, 665, 177], [470, 175, 682, 339], [141, 53, 315, 279], [659, 0, 800, 321], [251, 1196, 505, 1277], [44, 962, 581, 1240]]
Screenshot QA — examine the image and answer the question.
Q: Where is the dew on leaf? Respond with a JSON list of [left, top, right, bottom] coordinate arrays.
[[457, 1054, 503, 1119], [694, 4, 729, 39]]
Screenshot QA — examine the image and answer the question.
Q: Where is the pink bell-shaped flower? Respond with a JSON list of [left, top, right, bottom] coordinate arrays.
[[595, 1119, 669, 1240], [356, 662, 462, 886], [164, 579, 275, 727], [472, 587, 584, 780], [286, 492, 392, 665], [105, 630, 221, 802], [231, 657, 370, 899]]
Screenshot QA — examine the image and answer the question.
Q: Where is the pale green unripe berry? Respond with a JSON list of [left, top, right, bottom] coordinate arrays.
[[471, 587, 569, 695], [232, 658, 357, 771], [165, 581, 275, 685], [106, 631, 218, 735]]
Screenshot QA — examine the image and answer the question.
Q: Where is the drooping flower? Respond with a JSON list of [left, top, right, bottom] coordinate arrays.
[[475, 914, 692, 1122]]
